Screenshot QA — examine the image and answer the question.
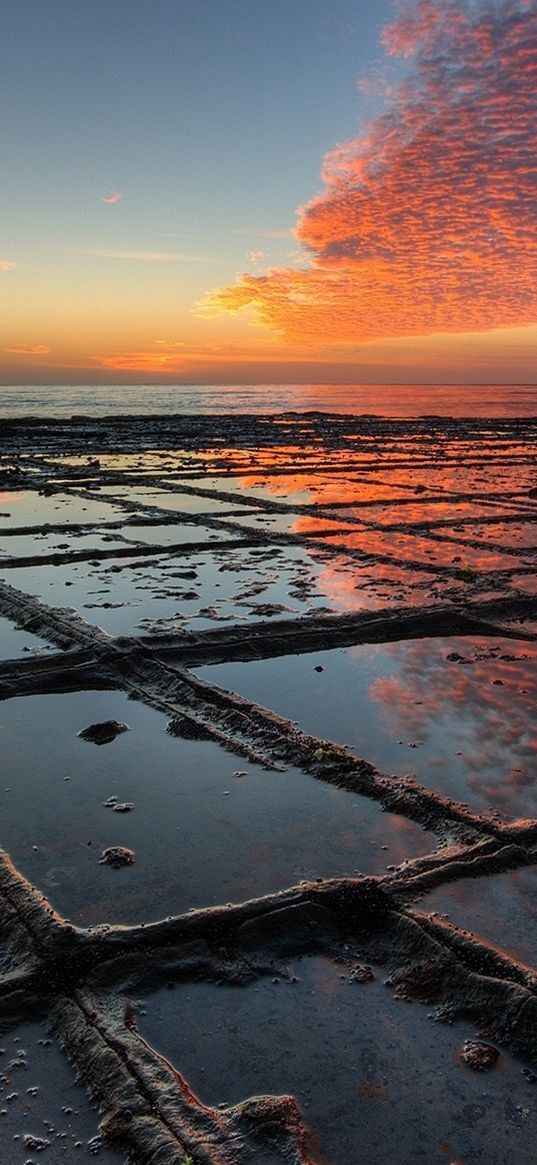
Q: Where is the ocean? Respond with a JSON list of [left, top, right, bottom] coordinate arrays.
[[0, 382, 535, 419]]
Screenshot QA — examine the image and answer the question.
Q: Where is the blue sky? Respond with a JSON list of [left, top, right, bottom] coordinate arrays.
[[2, 0, 536, 385], [2, 0, 394, 259]]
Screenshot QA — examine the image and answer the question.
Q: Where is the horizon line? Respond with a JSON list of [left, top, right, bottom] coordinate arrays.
[[1, 381, 536, 389]]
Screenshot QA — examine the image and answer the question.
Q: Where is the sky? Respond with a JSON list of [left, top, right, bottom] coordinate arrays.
[[1, 0, 536, 386]]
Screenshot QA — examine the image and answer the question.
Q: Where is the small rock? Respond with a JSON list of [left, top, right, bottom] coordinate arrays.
[[349, 964, 375, 983], [24, 1133, 50, 1151], [98, 847, 135, 868], [77, 721, 129, 746], [461, 1040, 500, 1071]]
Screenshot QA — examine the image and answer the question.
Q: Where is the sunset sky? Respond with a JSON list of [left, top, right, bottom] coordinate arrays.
[[1, 0, 536, 386]]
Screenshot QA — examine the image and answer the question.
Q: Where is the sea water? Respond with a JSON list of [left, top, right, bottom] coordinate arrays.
[[0, 382, 535, 418]]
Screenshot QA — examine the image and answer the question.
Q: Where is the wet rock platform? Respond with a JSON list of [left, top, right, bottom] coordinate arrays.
[[0, 410, 536, 1163]]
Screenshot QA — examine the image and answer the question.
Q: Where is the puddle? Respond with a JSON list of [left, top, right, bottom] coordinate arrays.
[[197, 637, 537, 818], [0, 529, 136, 560], [227, 511, 346, 535], [425, 866, 537, 969], [0, 616, 52, 660], [197, 476, 315, 507], [119, 523, 232, 547], [0, 1021, 122, 1162], [137, 955, 537, 1165], [1, 546, 338, 637], [100, 485, 256, 516], [44, 451, 199, 474], [321, 530, 519, 577], [1, 559, 158, 639], [0, 690, 430, 927], [350, 500, 520, 525], [0, 491, 129, 528], [451, 520, 537, 552]]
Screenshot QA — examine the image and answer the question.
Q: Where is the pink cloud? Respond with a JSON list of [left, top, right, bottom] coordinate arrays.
[[0, 260, 16, 271], [102, 189, 122, 204]]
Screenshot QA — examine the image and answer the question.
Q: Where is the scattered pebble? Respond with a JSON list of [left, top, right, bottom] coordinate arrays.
[[98, 846, 135, 868], [349, 964, 375, 983], [24, 1133, 50, 1151]]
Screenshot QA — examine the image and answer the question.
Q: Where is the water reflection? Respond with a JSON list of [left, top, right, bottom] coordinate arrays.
[[199, 636, 537, 821], [137, 953, 537, 1165], [364, 638, 537, 816], [426, 866, 537, 967], [0, 490, 24, 507]]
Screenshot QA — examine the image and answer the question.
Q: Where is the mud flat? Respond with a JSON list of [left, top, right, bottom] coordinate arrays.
[[0, 410, 536, 1163]]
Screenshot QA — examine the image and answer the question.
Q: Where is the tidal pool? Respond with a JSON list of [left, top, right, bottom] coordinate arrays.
[[137, 954, 537, 1165], [118, 522, 233, 547], [197, 636, 537, 820], [0, 528, 137, 561], [1, 545, 339, 637], [0, 616, 52, 660], [0, 690, 431, 927], [226, 510, 346, 535], [321, 528, 519, 574], [424, 866, 537, 968], [0, 490, 130, 528], [99, 483, 257, 516]]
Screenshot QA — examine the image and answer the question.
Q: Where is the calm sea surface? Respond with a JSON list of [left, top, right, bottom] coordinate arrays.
[[0, 383, 535, 418]]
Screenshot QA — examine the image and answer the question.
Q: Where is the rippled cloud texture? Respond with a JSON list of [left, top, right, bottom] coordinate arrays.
[[208, 0, 537, 345]]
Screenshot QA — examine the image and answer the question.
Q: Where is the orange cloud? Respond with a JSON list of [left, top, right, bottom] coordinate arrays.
[[0, 260, 16, 271], [95, 350, 188, 372], [5, 344, 50, 355], [206, 0, 537, 346]]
